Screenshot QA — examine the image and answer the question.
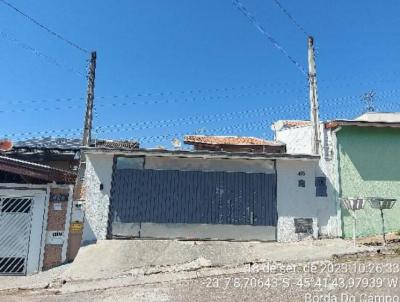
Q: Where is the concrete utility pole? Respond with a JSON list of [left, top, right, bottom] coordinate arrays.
[[82, 51, 97, 146], [308, 37, 320, 155]]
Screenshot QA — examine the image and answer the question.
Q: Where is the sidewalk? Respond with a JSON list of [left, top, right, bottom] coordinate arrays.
[[0, 238, 374, 293]]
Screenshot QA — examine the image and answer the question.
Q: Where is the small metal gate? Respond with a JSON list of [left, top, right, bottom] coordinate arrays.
[[109, 168, 277, 237], [0, 197, 33, 275]]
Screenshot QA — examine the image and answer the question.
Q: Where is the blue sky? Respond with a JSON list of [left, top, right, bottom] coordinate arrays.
[[1, 0, 400, 148]]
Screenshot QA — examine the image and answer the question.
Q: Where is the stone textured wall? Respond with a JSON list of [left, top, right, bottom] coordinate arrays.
[[337, 126, 400, 238], [83, 153, 114, 242], [277, 216, 318, 242]]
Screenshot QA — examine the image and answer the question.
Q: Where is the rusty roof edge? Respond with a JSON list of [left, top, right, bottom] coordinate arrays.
[[325, 120, 400, 129], [82, 147, 319, 160], [0, 155, 77, 183], [183, 135, 284, 146]]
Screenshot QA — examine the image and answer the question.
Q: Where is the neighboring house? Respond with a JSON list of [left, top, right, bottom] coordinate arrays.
[[0, 155, 76, 275], [6, 137, 139, 172], [0, 137, 139, 274], [184, 135, 286, 153], [6, 137, 82, 172], [273, 112, 400, 239], [81, 136, 336, 243]]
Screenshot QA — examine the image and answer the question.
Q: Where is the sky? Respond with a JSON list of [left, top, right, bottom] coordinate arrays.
[[0, 0, 400, 148]]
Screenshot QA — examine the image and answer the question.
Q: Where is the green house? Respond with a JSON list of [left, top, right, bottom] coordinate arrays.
[[328, 113, 400, 238]]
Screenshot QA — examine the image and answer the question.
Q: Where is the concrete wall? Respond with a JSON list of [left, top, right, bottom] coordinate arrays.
[[276, 159, 338, 242], [276, 125, 341, 240], [337, 126, 400, 238], [144, 156, 275, 173], [276, 125, 313, 154], [83, 153, 276, 242], [83, 153, 114, 243], [83, 152, 337, 243]]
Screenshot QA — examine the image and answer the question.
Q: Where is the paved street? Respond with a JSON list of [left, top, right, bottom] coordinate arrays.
[[1, 252, 399, 302]]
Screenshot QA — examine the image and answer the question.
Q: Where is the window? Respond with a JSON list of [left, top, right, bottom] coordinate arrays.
[[315, 177, 327, 197], [1, 198, 32, 213], [115, 156, 144, 170]]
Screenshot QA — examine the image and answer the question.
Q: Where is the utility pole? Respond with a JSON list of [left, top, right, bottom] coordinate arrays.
[[308, 37, 320, 155], [82, 51, 97, 146]]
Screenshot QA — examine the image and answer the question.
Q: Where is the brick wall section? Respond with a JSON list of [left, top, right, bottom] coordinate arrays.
[[42, 187, 71, 271], [42, 245, 63, 270]]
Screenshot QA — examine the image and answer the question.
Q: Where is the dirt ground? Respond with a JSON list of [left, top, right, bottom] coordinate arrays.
[[2, 252, 400, 302]]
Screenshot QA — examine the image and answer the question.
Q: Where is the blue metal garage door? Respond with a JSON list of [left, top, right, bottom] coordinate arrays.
[[109, 168, 277, 237]]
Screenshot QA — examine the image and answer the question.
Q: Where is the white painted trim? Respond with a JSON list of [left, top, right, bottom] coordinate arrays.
[[112, 222, 277, 241], [61, 185, 73, 263], [0, 183, 49, 189], [84, 150, 319, 161], [38, 185, 50, 271], [332, 127, 343, 237]]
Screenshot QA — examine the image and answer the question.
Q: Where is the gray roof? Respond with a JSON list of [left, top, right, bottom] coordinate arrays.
[[12, 137, 139, 152], [14, 137, 82, 151]]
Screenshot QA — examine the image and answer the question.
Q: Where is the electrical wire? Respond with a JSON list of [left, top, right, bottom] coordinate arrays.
[[2, 71, 400, 106], [2, 87, 400, 114], [0, 30, 86, 77], [0, 0, 89, 54], [2, 96, 368, 139], [271, 0, 309, 37], [232, 0, 307, 76]]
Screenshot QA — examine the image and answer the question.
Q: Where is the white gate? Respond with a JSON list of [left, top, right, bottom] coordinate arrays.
[[0, 197, 34, 275], [0, 189, 46, 276]]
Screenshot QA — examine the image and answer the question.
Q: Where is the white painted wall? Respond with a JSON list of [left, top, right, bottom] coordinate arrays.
[[275, 125, 341, 240], [83, 151, 339, 243], [145, 157, 275, 173], [276, 125, 313, 154], [82, 153, 276, 243], [276, 159, 338, 242], [83, 153, 114, 243]]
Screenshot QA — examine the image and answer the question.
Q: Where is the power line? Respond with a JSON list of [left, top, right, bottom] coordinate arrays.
[[232, 0, 307, 76], [0, 0, 89, 54], [0, 30, 86, 77], [4, 96, 364, 139], [2, 98, 373, 141], [271, 0, 309, 36], [2, 87, 400, 114], [2, 102, 310, 138], [2, 71, 400, 106]]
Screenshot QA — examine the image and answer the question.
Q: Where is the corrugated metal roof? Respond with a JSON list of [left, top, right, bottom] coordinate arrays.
[[0, 155, 76, 183], [13, 137, 82, 150], [184, 135, 284, 146], [11, 137, 139, 152]]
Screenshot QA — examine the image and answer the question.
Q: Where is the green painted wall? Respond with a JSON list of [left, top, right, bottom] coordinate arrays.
[[337, 126, 400, 238]]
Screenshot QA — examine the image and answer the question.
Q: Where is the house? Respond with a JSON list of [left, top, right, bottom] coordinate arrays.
[[81, 135, 337, 243], [0, 155, 76, 275], [1, 137, 141, 267], [273, 112, 400, 239], [184, 135, 286, 153]]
